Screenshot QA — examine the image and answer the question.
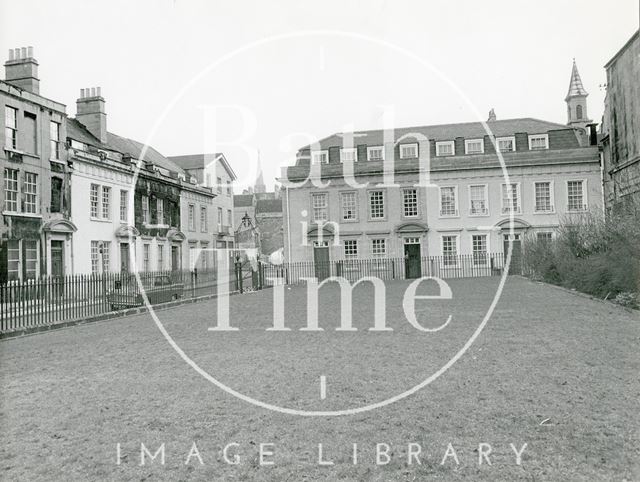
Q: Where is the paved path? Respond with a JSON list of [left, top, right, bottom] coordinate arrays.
[[0, 277, 638, 481]]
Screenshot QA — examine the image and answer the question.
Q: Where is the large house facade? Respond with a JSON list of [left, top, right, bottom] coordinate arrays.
[[601, 30, 640, 215], [1, 47, 76, 282], [282, 67, 602, 271]]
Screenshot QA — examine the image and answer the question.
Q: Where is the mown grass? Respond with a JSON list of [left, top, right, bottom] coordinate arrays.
[[0, 276, 638, 481]]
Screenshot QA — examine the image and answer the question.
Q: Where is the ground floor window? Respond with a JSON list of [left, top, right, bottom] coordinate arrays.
[[143, 244, 150, 272], [404, 237, 420, 245], [6, 239, 39, 281], [442, 235, 458, 266], [343, 239, 358, 259], [472, 234, 488, 266], [157, 245, 164, 271], [371, 238, 387, 257], [90, 241, 110, 274], [536, 231, 553, 243]]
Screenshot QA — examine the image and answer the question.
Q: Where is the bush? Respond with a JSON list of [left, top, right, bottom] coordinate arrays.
[[522, 207, 640, 303]]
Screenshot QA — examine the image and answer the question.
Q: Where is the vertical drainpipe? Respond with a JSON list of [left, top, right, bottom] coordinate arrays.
[[285, 185, 292, 263]]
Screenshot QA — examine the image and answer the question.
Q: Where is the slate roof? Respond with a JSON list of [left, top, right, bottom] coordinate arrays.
[[302, 118, 573, 152], [66, 118, 185, 174], [233, 194, 255, 208], [255, 198, 283, 214], [168, 153, 237, 180]]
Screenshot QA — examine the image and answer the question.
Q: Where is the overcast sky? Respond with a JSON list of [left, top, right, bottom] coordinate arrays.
[[1, 0, 638, 190]]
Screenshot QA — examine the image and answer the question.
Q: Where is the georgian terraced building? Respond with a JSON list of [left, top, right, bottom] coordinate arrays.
[[282, 65, 602, 273], [1, 47, 75, 282]]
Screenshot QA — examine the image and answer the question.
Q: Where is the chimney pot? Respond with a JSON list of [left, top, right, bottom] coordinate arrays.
[[27, 46, 33, 58], [8, 49, 14, 61], [96, 86, 101, 97], [20, 47, 26, 58]]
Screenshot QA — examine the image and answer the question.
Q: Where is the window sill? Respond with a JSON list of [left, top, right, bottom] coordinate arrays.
[[3, 147, 24, 155], [439, 215, 460, 219], [340, 218, 359, 223], [468, 212, 490, 217], [2, 211, 41, 218], [368, 217, 387, 222], [500, 211, 523, 216], [49, 158, 65, 164], [90, 217, 112, 223], [533, 210, 556, 215]]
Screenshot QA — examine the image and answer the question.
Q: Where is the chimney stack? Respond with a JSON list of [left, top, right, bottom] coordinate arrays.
[[487, 108, 497, 122], [76, 87, 107, 143], [4, 47, 40, 94]]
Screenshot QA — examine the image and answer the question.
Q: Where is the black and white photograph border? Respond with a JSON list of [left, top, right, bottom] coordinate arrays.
[[1, 1, 639, 481]]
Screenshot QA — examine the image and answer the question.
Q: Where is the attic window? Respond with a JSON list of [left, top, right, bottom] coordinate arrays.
[[311, 150, 328, 165], [436, 141, 455, 156], [528, 134, 549, 150], [464, 139, 484, 154], [400, 143, 418, 159]]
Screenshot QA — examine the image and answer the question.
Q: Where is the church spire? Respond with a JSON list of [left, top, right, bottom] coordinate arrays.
[[565, 58, 588, 101], [254, 149, 266, 194], [565, 59, 591, 131]]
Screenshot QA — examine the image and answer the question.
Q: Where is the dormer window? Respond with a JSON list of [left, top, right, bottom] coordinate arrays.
[[367, 146, 384, 161], [528, 134, 549, 150], [496, 136, 516, 152], [311, 150, 329, 165], [340, 148, 357, 162], [399, 143, 418, 159], [464, 139, 484, 154], [436, 141, 455, 156]]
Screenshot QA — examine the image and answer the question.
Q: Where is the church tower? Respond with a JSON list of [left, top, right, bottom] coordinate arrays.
[[565, 59, 592, 133]]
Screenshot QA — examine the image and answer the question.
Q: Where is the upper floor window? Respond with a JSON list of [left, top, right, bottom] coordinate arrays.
[[496, 136, 516, 152], [50, 177, 63, 214], [399, 143, 418, 159], [311, 193, 328, 221], [205, 173, 212, 187], [567, 180, 587, 212], [156, 198, 165, 225], [465, 139, 484, 154], [469, 184, 488, 216], [216, 177, 222, 194], [528, 134, 549, 150], [188, 204, 196, 230], [439, 186, 458, 217], [200, 206, 207, 232], [369, 190, 385, 219], [119, 190, 128, 222], [141, 195, 149, 223], [367, 146, 384, 161], [436, 141, 455, 156], [23, 172, 38, 214], [101, 186, 111, 219], [534, 181, 554, 212], [5, 106, 18, 150], [402, 188, 418, 217], [50, 121, 60, 160], [501, 183, 521, 214], [3, 168, 19, 212], [311, 150, 328, 165], [217, 207, 223, 228], [340, 148, 357, 162], [227, 180, 232, 196], [340, 191, 357, 221], [23, 112, 37, 155], [227, 209, 232, 227]]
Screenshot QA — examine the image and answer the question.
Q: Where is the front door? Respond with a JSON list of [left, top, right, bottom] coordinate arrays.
[[50, 241, 64, 277], [313, 242, 330, 281], [171, 245, 181, 272], [404, 243, 422, 279], [120, 243, 130, 273], [503, 233, 522, 275]]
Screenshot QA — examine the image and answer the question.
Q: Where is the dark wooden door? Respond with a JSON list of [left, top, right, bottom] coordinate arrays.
[[171, 245, 181, 272], [50, 241, 64, 277], [404, 243, 422, 279], [313, 244, 330, 281], [503, 234, 522, 275], [120, 243, 130, 273]]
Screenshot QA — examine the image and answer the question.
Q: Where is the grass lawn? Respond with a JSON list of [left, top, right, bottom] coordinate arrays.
[[0, 276, 638, 481]]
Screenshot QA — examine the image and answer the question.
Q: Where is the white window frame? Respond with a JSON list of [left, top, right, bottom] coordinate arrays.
[[402, 187, 419, 218], [141, 195, 149, 224], [496, 136, 516, 152], [468, 184, 489, 216], [566, 179, 588, 212], [471, 233, 489, 266], [439, 185, 459, 218], [464, 138, 484, 154], [339, 148, 357, 163], [533, 181, 555, 213], [5, 106, 18, 150], [536, 231, 554, 243], [367, 145, 384, 161], [217, 207, 223, 230], [436, 141, 455, 157], [101, 186, 111, 219], [200, 206, 207, 232], [188, 203, 196, 231], [143, 243, 150, 272], [368, 189, 386, 220], [119, 190, 128, 223], [528, 134, 549, 150], [49, 121, 60, 161], [90, 184, 100, 219], [343, 239, 358, 259], [23, 172, 38, 214], [501, 182, 522, 215], [340, 191, 358, 222], [399, 143, 418, 159], [371, 238, 387, 257], [157, 244, 164, 271], [311, 192, 328, 222], [441, 234, 459, 266], [3, 168, 19, 213], [311, 150, 329, 165]]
